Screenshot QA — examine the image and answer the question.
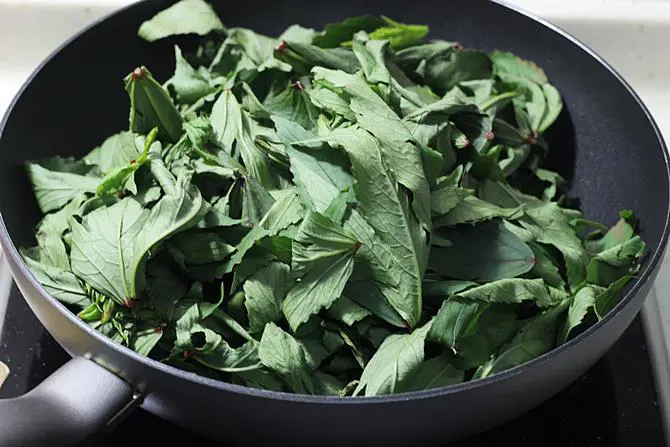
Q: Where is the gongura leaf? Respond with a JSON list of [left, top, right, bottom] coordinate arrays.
[[70, 157, 204, 305], [21, 232, 89, 308], [325, 127, 425, 327], [428, 220, 535, 282], [84, 131, 142, 175], [167, 45, 215, 105], [313, 68, 432, 229], [283, 211, 360, 331], [428, 297, 485, 349], [354, 319, 433, 396], [327, 296, 372, 326], [138, 0, 225, 42], [244, 262, 291, 332], [258, 322, 315, 394], [401, 355, 463, 392], [474, 299, 569, 379], [457, 278, 566, 308], [26, 158, 100, 213], [125, 66, 184, 143]]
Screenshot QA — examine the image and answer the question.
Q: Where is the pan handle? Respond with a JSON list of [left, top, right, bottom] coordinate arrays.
[[0, 357, 138, 446]]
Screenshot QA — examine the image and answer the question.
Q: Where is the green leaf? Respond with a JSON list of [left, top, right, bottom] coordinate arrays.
[[459, 304, 518, 367], [21, 233, 89, 308], [227, 27, 287, 70], [433, 195, 523, 228], [586, 213, 637, 255], [71, 167, 204, 305], [168, 229, 235, 265], [407, 48, 493, 92], [273, 118, 398, 298], [26, 159, 100, 213], [167, 46, 215, 105], [131, 326, 164, 357], [210, 89, 242, 151], [527, 242, 565, 290], [323, 188, 351, 225], [474, 299, 569, 379], [327, 296, 372, 326], [237, 110, 282, 190], [84, 131, 141, 175], [594, 275, 633, 319], [313, 15, 386, 48], [283, 211, 359, 331], [125, 66, 184, 143], [428, 220, 535, 282], [273, 116, 354, 212], [96, 128, 159, 196], [458, 278, 566, 307], [312, 371, 345, 396], [243, 262, 291, 332], [401, 355, 463, 392], [325, 127, 425, 327], [354, 319, 432, 396], [259, 188, 304, 232], [307, 84, 357, 121], [481, 181, 589, 286], [264, 84, 318, 130], [430, 183, 472, 216], [241, 175, 275, 226], [69, 198, 148, 305], [258, 322, 315, 394], [313, 68, 432, 229], [275, 41, 359, 75], [490, 51, 548, 84], [539, 84, 562, 132], [586, 236, 646, 286], [216, 191, 304, 276], [138, 0, 225, 42], [368, 16, 429, 50], [344, 281, 406, 328], [559, 285, 602, 342], [423, 278, 477, 297], [429, 297, 485, 348], [279, 24, 316, 44], [36, 194, 87, 236], [195, 340, 261, 373]]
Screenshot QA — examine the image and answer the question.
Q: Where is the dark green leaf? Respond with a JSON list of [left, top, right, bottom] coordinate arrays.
[[429, 220, 535, 282], [474, 299, 569, 379]]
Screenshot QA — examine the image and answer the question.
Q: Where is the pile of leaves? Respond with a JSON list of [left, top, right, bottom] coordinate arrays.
[[21, 0, 647, 396]]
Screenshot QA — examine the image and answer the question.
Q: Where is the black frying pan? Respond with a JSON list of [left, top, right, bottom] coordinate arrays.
[[0, 1, 668, 446]]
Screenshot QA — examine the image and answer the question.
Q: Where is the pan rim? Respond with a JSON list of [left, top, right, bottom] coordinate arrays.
[[0, 0, 668, 405]]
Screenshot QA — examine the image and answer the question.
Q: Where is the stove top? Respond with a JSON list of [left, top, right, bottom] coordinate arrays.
[[0, 262, 666, 446]]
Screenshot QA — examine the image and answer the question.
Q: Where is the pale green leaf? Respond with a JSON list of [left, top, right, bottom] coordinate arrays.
[[138, 0, 225, 42], [243, 262, 291, 332], [354, 319, 432, 396]]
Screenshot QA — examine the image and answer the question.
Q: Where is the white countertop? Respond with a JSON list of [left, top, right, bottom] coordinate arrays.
[[2, 0, 670, 410]]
